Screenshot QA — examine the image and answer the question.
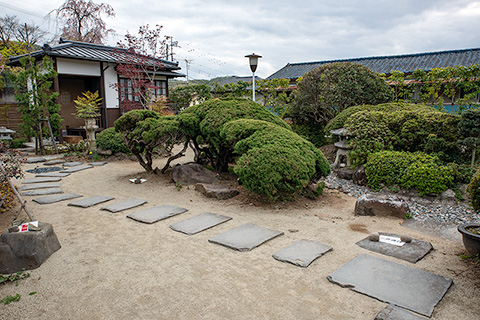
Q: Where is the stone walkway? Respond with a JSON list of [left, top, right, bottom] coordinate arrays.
[[18, 156, 455, 319]]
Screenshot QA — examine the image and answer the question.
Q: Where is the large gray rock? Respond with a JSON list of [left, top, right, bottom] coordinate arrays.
[[195, 183, 239, 200], [355, 194, 410, 219], [171, 162, 219, 186], [0, 222, 61, 273], [336, 169, 354, 180], [353, 165, 368, 186]]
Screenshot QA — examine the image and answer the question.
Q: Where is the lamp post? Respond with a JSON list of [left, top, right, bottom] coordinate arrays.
[[245, 53, 262, 101]]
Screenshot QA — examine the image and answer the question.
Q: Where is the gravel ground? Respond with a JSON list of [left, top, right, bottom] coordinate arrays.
[[323, 174, 480, 225]]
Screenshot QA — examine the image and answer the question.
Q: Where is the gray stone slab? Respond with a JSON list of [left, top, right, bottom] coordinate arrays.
[[32, 193, 83, 205], [101, 199, 147, 213], [170, 212, 231, 234], [36, 172, 71, 178], [356, 232, 433, 263], [208, 223, 284, 252], [375, 304, 428, 320], [327, 254, 453, 317], [23, 177, 62, 184], [68, 196, 115, 208], [21, 188, 64, 196], [273, 240, 333, 267], [60, 165, 92, 173], [127, 205, 188, 224], [90, 161, 107, 166], [402, 218, 462, 243], [18, 183, 61, 191], [26, 157, 46, 163], [43, 159, 65, 166], [63, 161, 83, 167]]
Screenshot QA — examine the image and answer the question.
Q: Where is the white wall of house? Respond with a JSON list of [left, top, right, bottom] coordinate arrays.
[[56, 58, 101, 76], [104, 65, 118, 109]]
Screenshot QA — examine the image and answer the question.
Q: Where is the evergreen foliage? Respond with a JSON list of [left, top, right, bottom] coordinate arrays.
[[95, 127, 129, 154]]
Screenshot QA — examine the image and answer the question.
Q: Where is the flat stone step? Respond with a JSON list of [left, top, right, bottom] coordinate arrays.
[[127, 205, 188, 224], [60, 165, 92, 173], [23, 177, 62, 184], [26, 157, 46, 164], [43, 159, 66, 166], [21, 188, 64, 196], [63, 161, 83, 167], [68, 196, 115, 208], [33, 193, 83, 205], [327, 254, 453, 317], [90, 161, 107, 166], [208, 223, 284, 252], [36, 172, 71, 178], [101, 199, 147, 213], [170, 212, 231, 235], [356, 232, 433, 263], [273, 240, 333, 268], [18, 183, 61, 191]]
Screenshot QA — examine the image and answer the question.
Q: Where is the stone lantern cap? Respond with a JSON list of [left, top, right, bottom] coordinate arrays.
[[329, 128, 350, 137], [0, 126, 15, 140]]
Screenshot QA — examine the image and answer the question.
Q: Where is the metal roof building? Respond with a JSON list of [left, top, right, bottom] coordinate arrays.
[[267, 48, 480, 80]]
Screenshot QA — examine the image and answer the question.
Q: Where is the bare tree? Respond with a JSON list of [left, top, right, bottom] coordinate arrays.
[[51, 0, 115, 44], [0, 15, 20, 48], [16, 23, 47, 47], [0, 15, 47, 57]]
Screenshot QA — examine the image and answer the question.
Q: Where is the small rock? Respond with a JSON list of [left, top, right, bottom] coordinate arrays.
[[8, 226, 19, 233], [134, 178, 142, 184], [28, 224, 41, 232], [400, 235, 413, 243], [369, 232, 380, 242], [288, 229, 299, 233]]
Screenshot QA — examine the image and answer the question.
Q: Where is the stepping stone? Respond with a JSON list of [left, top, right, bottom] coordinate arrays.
[[23, 177, 61, 184], [356, 232, 433, 263], [127, 205, 188, 224], [101, 199, 147, 213], [68, 196, 115, 208], [63, 161, 83, 167], [33, 193, 83, 205], [60, 165, 92, 173], [170, 212, 231, 235], [272, 240, 333, 267], [26, 157, 46, 164], [208, 223, 283, 252], [36, 172, 71, 178], [90, 161, 107, 166], [18, 183, 61, 191], [375, 304, 428, 320], [43, 159, 65, 166], [21, 188, 64, 196], [327, 254, 453, 317]]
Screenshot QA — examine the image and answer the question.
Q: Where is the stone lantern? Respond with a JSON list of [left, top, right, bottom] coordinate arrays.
[[0, 126, 15, 140], [330, 128, 351, 168]]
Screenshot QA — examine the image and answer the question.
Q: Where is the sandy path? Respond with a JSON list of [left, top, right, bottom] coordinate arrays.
[[0, 154, 479, 319]]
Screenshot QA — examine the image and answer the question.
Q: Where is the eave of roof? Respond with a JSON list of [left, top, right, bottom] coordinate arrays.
[[7, 40, 181, 71], [267, 48, 480, 80]]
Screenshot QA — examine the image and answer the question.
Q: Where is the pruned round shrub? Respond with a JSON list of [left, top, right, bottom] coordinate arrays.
[[365, 150, 453, 195], [96, 127, 129, 154], [222, 119, 330, 199], [467, 168, 480, 211]]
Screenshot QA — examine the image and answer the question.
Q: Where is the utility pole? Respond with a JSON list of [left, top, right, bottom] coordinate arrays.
[[165, 36, 179, 61], [183, 59, 192, 84]]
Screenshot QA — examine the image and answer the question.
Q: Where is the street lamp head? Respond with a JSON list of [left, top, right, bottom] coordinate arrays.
[[245, 53, 262, 73]]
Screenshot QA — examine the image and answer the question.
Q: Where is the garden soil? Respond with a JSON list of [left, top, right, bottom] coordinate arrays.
[[0, 149, 479, 320]]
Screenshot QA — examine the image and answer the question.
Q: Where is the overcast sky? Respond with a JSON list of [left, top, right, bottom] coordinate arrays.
[[2, 0, 480, 80]]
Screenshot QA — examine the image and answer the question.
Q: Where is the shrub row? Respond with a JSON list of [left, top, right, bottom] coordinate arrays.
[[365, 150, 453, 196]]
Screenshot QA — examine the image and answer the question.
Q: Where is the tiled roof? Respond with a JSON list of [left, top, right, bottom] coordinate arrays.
[[267, 48, 480, 80], [8, 40, 182, 73]]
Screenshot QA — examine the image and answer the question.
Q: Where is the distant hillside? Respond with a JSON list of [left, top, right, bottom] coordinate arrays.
[[170, 76, 260, 89]]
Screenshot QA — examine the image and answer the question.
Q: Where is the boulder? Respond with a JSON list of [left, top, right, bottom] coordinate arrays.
[[195, 183, 239, 200], [353, 165, 369, 186], [336, 169, 354, 180], [0, 222, 61, 273], [441, 189, 457, 202], [355, 194, 410, 219], [96, 147, 112, 156], [171, 163, 219, 186]]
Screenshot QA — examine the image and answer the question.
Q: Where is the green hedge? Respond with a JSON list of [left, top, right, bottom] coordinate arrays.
[[222, 119, 330, 199], [468, 168, 480, 210], [365, 150, 453, 195], [96, 127, 130, 154]]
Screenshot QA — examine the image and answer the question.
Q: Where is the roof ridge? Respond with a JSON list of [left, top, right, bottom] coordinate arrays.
[[290, 48, 480, 66]]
